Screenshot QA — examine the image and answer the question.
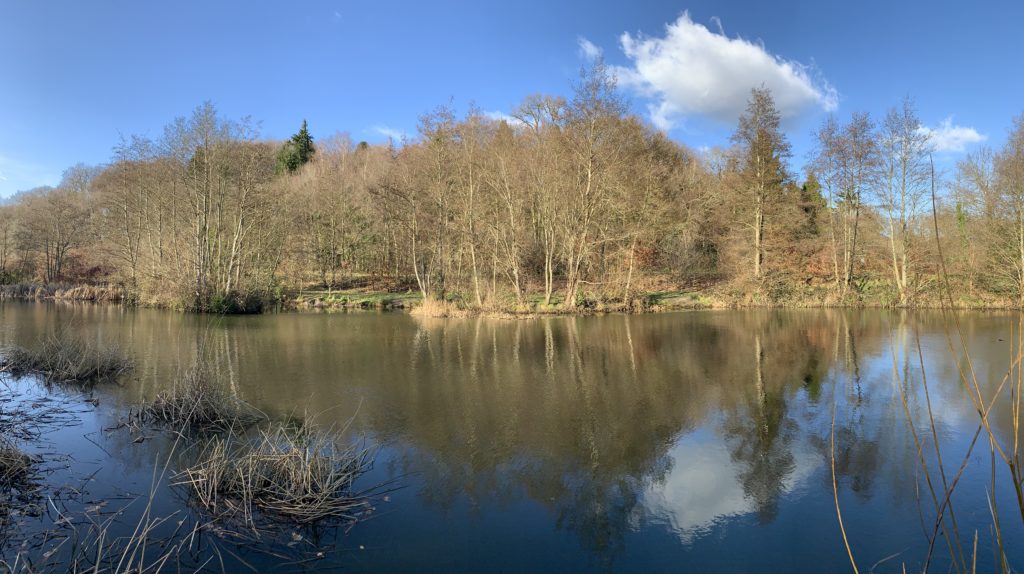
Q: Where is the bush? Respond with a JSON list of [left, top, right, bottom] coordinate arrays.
[[201, 291, 265, 314]]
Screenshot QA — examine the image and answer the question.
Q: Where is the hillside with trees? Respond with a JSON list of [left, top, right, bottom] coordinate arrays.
[[2, 62, 1022, 313]]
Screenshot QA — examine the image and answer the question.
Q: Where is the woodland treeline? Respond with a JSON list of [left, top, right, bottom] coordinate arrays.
[[3, 62, 1024, 312]]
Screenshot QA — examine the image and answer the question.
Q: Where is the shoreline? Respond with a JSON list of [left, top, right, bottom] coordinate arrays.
[[4, 282, 1021, 317]]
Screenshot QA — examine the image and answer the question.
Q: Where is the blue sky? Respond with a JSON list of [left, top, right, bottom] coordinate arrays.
[[1, 0, 1021, 196]]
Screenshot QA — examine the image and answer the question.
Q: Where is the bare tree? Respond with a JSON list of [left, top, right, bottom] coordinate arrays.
[[878, 98, 932, 305], [16, 184, 90, 283], [811, 112, 879, 298], [558, 59, 626, 308], [514, 94, 565, 305], [951, 147, 996, 292], [994, 115, 1024, 302]]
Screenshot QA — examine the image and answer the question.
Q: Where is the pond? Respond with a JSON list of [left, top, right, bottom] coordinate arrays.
[[0, 302, 1022, 572]]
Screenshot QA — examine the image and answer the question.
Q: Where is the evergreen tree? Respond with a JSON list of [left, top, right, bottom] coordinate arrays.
[[276, 120, 316, 174], [798, 173, 823, 237], [732, 87, 791, 280], [292, 119, 314, 163]]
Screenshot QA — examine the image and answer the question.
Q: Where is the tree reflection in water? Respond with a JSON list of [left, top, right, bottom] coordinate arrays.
[[2, 305, 1022, 569]]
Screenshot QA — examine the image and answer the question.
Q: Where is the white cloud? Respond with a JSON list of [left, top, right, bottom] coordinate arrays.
[[483, 110, 525, 127], [613, 12, 837, 130], [371, 125, 407, 142], [918, 117, 986, 153], [577, 36, 602, 61]]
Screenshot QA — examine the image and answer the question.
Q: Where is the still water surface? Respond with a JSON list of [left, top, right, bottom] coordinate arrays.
[[1, 302, 1022, 572]]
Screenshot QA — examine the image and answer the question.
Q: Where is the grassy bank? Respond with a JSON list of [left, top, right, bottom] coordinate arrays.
[[295, 282, 1024, 319], [4, 278, 1022, 319], [293, 288, 718, 317], [294, 289, 422, 311]]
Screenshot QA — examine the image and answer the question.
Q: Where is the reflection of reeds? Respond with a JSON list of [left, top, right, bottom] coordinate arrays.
[[176, 422, 375, 525], [1, 331, 132, 385]]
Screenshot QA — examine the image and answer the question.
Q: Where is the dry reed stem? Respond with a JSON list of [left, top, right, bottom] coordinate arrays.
[[831, 403, 859, 574]]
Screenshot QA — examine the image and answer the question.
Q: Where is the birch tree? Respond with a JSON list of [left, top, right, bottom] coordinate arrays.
[[878, 98, 931, 305]]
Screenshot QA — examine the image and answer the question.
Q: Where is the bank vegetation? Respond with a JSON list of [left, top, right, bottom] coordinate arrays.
[[3, 61, 1024, 313]]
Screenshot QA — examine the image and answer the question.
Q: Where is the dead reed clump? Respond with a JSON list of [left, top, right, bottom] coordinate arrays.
[[53, 284, 125, 303], [0, 437, 35, 489], [0, 283, 52, 300], [410, 298, 473, 318], [1, 332, 133, 386], [140, 365, 260, 434], [177, 423, 375, 525]]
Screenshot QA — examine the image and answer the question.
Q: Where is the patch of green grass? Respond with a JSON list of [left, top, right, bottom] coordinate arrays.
[[297, 290, 422, 310], [642, 291, 713, 309]]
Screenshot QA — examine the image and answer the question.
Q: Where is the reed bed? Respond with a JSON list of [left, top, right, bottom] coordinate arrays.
[[52, 284, 125, 303], [176, 423, 375, 525], [0, 283, 124, 303], [0, 283, 53, 301], [1, 440, 218, 574], [0, 362, 362, 572], [1, 332, 133, 385], [138, 364, 261, 434], [2, 469, 346, 574], [410, 297, 473, 318]]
